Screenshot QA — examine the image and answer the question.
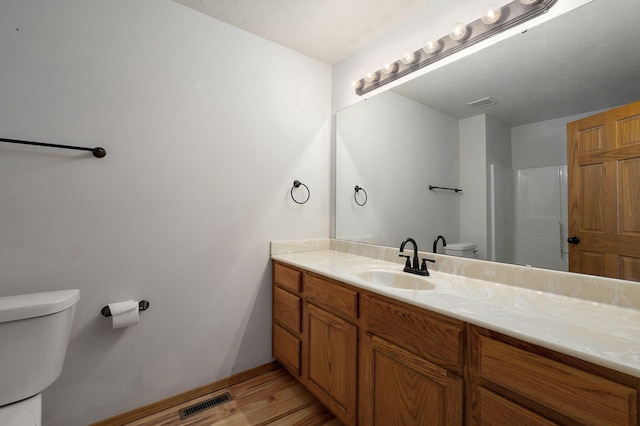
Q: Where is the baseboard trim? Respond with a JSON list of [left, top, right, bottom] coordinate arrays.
[[91, 361, 282, 426]]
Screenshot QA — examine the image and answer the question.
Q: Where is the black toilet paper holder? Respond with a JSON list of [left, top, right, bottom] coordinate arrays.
[[101, 300, 150, 317]]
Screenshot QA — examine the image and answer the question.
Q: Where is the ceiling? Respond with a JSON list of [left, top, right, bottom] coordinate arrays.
[[392, 0, 640, 126], [171, 0, 432, 64], [170, 0, 640, 125]]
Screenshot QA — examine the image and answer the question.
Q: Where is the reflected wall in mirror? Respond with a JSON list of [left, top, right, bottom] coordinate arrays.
[[336, 91, 460, 248], [335, 0, 640, 278]]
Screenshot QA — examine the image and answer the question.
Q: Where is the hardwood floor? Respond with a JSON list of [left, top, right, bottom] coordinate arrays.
[[119, 365, 342, 425]]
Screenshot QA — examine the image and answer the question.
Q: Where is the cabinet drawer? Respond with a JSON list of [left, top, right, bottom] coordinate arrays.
[[479, 336, 638, 426], [479, 388, 557, 426], [305, 274, 358, 320], [273, 323, 301, 376], [362, 294, 464, 370], [274, 262, 301, 293], [273, 286, 301, 333]]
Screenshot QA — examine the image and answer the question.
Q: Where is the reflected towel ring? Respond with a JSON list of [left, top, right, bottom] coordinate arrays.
[[291, 180, 310, 204], [354, 185, 368, 206]]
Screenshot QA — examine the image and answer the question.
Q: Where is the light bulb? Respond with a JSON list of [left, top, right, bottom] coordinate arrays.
[[364, 71, 380, 83], [400, 50, 418, 65], [351, 79, 363, 90], [381, 61, 398, 74], [519, 0, 541, 4], [481, 4, 502, 24], [449, 22, 468, 41], [423, 38, 442, 54]]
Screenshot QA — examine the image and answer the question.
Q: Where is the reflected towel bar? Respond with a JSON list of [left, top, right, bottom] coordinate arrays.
[[0, 137, 107, 158], [429, 185, 462, 193]]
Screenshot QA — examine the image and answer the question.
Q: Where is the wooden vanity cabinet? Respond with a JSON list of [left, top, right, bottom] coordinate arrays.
[[469, 326, 640, 426], [272, 262, 358, 425], [304, 274, 359, 426], [360, 293, 465, 426], [272, 261, 466, 426], [272, 260, 640, 426]]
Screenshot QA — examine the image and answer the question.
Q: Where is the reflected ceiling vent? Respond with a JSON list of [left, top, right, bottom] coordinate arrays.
[[467, 96, 497, 109]]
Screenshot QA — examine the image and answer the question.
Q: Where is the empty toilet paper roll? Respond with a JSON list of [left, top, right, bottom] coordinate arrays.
[[108, 300, 139, 329]]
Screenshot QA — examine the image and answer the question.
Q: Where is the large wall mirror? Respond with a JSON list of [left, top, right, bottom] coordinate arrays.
[[335, 0, 640, 277]]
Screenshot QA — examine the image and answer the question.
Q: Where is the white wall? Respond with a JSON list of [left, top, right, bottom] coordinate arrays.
[[0, 1, 330, 425], [459, 115, 488, 259], [459, 114, 511, 261], [486, 115, 514, 263], [336, 91, 460, 247], [511, 109, 606, 169]]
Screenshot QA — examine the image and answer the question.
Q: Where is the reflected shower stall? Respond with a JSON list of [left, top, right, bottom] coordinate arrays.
[[490, 164, 568, 271]]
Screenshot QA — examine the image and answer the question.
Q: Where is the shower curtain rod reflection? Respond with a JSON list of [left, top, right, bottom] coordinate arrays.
[[0, 137, 107, 158]]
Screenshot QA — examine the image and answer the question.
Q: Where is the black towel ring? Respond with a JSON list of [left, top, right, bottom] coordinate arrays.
[[291, 180, 310, 204], [354, 185, 368, 206]]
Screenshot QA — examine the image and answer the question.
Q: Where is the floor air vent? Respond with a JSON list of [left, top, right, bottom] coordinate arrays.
[[178, 391, 233, 420]]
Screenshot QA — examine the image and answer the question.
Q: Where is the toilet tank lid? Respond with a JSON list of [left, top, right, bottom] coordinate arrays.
[[446, 242, 477, 250], [0, 289, 80, 323]]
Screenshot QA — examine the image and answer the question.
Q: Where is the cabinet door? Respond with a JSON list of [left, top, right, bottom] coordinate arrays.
[[305, 303, 357, 426], [361, 334, 463, 426]]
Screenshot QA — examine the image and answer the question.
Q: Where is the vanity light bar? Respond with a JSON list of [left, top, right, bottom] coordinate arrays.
[[354, 0, 557, 96]]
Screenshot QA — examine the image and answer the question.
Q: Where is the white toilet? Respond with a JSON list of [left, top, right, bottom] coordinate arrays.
[[0, 289, 80, 426], [444, 242, 477, 258]]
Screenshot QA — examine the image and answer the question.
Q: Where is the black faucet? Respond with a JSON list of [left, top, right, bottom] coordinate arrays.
[[433, 235, 447, 253], [399, 238, 434, 276]]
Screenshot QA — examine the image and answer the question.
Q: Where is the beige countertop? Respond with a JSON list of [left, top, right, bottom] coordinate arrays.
[[272, 249, 640, 378]]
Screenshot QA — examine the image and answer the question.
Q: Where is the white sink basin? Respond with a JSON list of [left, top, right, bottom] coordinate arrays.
[[357, 270, 436, 290]]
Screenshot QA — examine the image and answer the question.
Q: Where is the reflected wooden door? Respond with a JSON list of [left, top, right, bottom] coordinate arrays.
[[567, 100, 640, 280]]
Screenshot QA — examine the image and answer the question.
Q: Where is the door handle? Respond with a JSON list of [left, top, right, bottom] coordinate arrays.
[[567, 236, 580, 244]]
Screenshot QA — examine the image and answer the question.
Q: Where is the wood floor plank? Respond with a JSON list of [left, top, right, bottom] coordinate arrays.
[[180, 376, 314, 425], [95, 363, 283, 426], [256, 401, 342, 426], [122, 365, 342, 426]]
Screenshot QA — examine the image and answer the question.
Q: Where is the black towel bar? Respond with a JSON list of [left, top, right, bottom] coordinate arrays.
[[0, 137, 106, 158]]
